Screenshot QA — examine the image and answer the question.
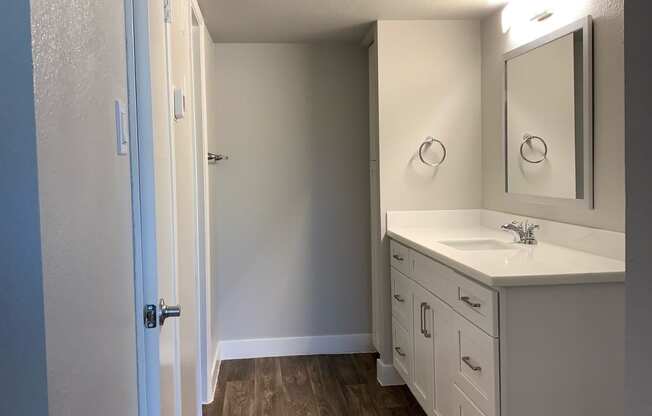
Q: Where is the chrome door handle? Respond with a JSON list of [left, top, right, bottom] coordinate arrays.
[[393, 294, 405, 302], [461, 296, 481, 308], [423, 303, 432, 338], [392, 254, 404, 261], [394, 347, 406, 357], [159, 298, 181, 326], [462, 356, 482, 372]]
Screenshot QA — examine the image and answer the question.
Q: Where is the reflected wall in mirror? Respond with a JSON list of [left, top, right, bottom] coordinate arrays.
[[504, 16, 593, 208]]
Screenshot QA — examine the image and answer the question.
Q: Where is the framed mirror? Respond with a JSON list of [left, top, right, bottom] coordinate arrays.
[[503, 16, 593, 208]]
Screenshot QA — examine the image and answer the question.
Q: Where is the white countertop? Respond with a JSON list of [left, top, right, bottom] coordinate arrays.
[[387, 225, 626, 287]]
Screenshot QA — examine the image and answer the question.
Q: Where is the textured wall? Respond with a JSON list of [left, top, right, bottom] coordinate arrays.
[[209, 44, 371, 341], [30, 0, 138, 414], [0, 1, 49, 414], [482, 0, 625, 231]]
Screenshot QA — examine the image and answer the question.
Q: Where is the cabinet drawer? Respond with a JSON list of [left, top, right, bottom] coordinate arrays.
[[392, 317, 412, 384], [453, 277, 499, 337], [411, 249, 458, 306], [412, 249, 498, 337], [391, 268, 413, 331], [453, 314, 499, 416], [390, 240, 411, 275], [453, 384, 488, 416]]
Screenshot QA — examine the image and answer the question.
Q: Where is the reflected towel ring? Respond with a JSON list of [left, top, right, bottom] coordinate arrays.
[[418, 137, 447, 167], [520, 134, 548, 164]]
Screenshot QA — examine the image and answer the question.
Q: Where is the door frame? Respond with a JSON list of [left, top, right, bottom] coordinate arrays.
[[187, 0, 213, 405], [125, 0, 211, 414], [124, 0, 164, 414]]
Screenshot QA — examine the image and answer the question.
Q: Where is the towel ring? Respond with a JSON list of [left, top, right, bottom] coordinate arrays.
[[418, 137, 447, 167], [520, 134, 548, 164]]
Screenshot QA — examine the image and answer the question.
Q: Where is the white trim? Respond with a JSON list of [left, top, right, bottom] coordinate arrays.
[[123, 0, 149, 414], [218, 334, 374, 361], [376, 358, 405, 386], [206, 343, 221, 405], [188, 0, 212, 405]]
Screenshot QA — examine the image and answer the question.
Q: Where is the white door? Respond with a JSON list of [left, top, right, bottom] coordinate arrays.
[[129, 0, 200, 415]]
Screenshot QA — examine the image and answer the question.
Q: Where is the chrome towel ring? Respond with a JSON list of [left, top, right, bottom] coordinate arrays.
[[418, 136, 447, 167], [520, 133, 548, 164]]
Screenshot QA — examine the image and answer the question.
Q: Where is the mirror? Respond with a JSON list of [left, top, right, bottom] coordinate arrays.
[[503, 16, 593, 208]]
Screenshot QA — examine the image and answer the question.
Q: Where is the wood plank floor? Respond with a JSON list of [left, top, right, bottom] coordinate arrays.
[[203, 353, 427, 416]]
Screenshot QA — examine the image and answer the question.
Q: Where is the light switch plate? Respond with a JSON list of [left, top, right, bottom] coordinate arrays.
[[114, 100, 129, 155]]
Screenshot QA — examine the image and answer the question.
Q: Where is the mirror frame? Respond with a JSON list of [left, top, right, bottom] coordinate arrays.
[[502, 15, 594, 209]]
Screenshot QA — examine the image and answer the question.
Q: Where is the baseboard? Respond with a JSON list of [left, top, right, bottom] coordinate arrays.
[[205, 343, 221, 405], [376, 358, 405, 386], [218, 333, 374, 361]]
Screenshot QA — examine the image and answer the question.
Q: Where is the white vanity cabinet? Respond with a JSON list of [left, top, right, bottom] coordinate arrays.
[[390, 239, 496, 416], [389, 233, 624, 416]]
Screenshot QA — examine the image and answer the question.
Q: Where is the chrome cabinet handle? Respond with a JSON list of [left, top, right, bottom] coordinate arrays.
[[395, 347, 406, 357], [393, 294, 405, 302], [462, 356, 482, 372], [420, 302, 426, 335], [461, 296, 481, 308], [392, 254, 404, 261], [423, 303, 432, 338]]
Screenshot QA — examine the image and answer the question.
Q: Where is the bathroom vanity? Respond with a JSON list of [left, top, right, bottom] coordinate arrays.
[[387, 210, 625, 416]]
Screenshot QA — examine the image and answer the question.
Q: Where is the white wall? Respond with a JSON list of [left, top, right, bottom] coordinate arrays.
[[374, 20, 483, 365], [625, 1, 652, 414], [482, 0, 625, 232], [0, 2, 49, 414], [30, 0, 139, 414], [205, 29, 221, 371], [209, 44, 371, 343]]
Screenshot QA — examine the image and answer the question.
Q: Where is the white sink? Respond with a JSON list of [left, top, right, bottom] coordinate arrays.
[[439, 239, 516, 251]]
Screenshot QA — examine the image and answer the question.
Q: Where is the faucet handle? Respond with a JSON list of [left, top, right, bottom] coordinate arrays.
[[525, 222, 539, 232]]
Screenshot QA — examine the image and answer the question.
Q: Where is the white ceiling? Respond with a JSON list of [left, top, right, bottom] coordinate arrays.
[[197, 0, 507, 43]]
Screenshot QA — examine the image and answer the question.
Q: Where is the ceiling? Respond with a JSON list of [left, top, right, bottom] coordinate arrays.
[[197, 0, 507, 43]]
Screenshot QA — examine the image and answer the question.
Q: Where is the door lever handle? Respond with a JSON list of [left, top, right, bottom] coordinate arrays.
[[159, 298, 181, 326]]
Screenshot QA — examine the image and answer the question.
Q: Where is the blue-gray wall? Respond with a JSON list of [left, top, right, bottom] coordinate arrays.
[[0, 1, 49, 415], [625, 1, 652, 414]]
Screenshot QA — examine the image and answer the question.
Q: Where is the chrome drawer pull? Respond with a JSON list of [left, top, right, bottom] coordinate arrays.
[[395, 347, 406, 357], [392, 254, 404, 261], [461, 296, 481, 308], [393, 294, 405, 302], [462, 356, 482, 372], [423, 303, 432, 338]]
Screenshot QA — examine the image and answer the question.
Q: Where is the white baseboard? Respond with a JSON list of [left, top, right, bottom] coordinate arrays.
[[376, 358, 405, 386], [218, 333, 374, 361], [205, 343, 221, 405]]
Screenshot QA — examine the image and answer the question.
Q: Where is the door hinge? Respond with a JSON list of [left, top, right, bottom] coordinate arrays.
[[144, 304, 157, 329], [164, 0, 172, 23]]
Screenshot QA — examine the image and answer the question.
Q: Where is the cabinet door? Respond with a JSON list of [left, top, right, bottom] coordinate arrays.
[[433, 296, 456, 416], [412, 286, 435, 412]]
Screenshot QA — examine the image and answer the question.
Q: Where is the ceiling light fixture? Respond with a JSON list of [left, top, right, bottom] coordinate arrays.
[[530, 10, 554, 22]]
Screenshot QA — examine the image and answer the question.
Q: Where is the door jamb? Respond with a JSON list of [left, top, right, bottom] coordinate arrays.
[[124, 0, 162, 414]]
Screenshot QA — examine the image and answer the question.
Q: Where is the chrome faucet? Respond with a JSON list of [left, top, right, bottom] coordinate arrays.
[[501, 220, 539, 245]]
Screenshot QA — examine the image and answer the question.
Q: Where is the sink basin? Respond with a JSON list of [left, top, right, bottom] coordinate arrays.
[[439, 239, 516, 251]]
